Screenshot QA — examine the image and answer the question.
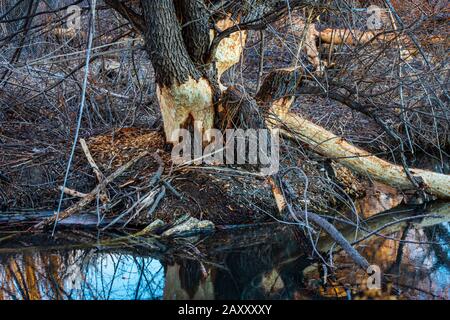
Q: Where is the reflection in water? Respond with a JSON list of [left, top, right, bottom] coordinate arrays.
[[0, 203, 450, 300], [0, 250, 165, 300], [0, 228, 312, 300], [330, 222, 450, 299]]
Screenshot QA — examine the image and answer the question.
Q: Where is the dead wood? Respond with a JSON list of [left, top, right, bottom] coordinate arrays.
[[269, 176, 370, 271], [79, 138, 109, 203], [277, 112, 450, 199], [58, 187, 87, 199], [33, 151, 149, 230]]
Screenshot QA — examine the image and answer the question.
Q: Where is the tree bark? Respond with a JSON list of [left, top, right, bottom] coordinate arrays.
[[141, 0, 214, 143], [174, 0, 211, 67]]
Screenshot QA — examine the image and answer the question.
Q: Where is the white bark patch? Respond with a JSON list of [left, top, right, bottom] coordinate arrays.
[[158, 77, 214, 143]]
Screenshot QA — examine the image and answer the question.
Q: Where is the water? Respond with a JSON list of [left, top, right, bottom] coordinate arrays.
[[0, 202, 449, 300], [0, 250, 165, 300]]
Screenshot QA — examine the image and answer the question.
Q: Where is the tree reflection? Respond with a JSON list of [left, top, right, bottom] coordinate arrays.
[[0, 250, 165, 300]]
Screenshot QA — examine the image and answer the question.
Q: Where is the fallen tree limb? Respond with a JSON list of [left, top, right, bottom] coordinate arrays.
[[80, 138, 105, 184], [255, 67, 450, 200], [274, 112, 450, 199], [58, 186, 87, 199], [268, 176, 370, 271], [80, 138, 109, 203], [33, 151, 149, 230]]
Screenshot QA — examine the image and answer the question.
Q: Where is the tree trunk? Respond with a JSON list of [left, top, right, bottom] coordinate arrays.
[[141, 0, 214, 143], [140, 0, 250, 142], [131, 2, 450, 198]]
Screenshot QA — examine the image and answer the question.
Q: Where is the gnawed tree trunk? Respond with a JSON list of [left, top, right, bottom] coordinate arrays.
[[213, 14, 248, 90], [140, 1, 250, 142], [141, 0, 216, 143], [110, 1, 450, 199], [303, 24, 324, 71]]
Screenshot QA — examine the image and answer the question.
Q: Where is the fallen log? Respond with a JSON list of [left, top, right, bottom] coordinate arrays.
[[319, 28, 383, 46], [274, 111, 450, 199]]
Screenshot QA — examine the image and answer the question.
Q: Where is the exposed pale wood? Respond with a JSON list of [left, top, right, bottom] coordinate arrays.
[[80, 138, 109, 203], [158, 77, 214, 143], [80, 138, 104, 183], [268, 177, 286, 213], [318, 27, 445, 61], [319, 28, 380, 45], [214, 14, 248, 90], [58, 187, 87, 199], [257, 67, 450, 199], [273, 111, 450, 199], [303, 23, 323, 71]]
